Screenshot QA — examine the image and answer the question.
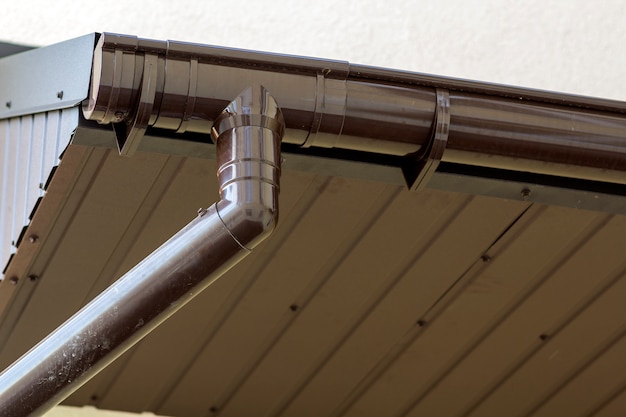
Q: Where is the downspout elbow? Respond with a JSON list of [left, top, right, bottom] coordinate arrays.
[[212, 85, 285, 250]]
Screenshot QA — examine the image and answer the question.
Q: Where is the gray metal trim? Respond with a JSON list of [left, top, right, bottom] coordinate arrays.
[[0, 34, 96, 119]]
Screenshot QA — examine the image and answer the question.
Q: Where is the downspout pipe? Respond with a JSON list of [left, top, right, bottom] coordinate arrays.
[[0, 84, 284, 417], [83, 33, 626, 187]]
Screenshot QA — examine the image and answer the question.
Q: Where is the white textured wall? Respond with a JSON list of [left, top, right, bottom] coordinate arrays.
[[2, 0, 625, 100]]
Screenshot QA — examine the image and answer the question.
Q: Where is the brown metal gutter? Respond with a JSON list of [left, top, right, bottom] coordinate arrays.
[[83, 33, 626, 187], [0, 84, 284, 417]]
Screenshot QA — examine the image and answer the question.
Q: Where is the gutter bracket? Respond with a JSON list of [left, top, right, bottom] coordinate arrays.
[[402, 88, 450, 192], [113, 53, 159, 157]]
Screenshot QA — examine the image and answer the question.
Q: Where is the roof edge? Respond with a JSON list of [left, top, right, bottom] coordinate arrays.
[[0, 33, 97, 119]]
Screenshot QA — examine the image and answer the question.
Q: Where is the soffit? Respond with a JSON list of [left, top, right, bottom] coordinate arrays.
[[0, 127, 624, 417]]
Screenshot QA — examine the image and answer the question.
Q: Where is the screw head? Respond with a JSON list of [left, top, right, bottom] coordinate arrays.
[[521, 188, 531, 200], [28, 234, 39, 243], [56, 91, 64, 100], [8, 276, 18, 285], [29, 274, 39, 282]]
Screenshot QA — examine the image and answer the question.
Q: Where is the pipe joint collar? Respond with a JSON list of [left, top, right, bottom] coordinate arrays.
[[211, 84, 285, 142], [212, 85, 285, 249]]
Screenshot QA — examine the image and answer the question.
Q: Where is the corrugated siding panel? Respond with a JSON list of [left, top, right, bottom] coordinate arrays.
[[0, 108, 78, 276]]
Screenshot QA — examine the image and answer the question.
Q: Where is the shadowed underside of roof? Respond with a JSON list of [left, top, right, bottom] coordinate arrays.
[[0, 122, 625, 416]]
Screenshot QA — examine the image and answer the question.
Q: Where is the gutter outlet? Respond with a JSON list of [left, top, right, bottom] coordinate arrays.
[[0, 85, 284, 417]]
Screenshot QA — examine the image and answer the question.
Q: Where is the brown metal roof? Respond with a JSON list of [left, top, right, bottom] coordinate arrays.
[[1, 122, 625, 416]]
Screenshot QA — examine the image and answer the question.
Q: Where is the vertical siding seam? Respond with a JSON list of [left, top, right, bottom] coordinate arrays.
[[0, 119, 9, 273], [23, 115, 34, 228], [10, 116, 21, 250], [39, 111, 48, 194], [55, 110, 62, 164]]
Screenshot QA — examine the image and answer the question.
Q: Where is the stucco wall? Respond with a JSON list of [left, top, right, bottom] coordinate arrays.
[[2, 0, 625, 100]]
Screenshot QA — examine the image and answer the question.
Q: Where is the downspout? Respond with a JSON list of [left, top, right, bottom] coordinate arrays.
[[0, 84, 284, 417], [83, 34, 626, 189]]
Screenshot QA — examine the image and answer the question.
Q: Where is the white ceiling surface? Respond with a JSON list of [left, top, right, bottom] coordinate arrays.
[[1, 0, 626, 101]]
